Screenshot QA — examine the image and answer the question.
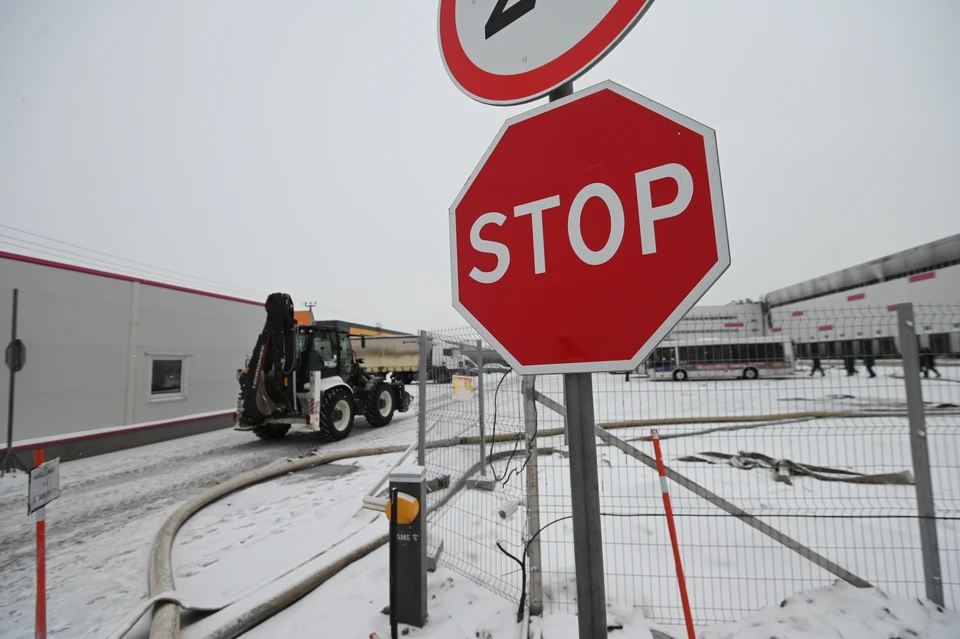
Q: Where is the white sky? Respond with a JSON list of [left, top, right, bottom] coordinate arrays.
[[2, 1, 958, 333]]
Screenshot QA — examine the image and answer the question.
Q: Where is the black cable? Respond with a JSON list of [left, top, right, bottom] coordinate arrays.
[[500, 392, 537, 487], [487, 370, 523, 482], [496, 542, 527, 622]]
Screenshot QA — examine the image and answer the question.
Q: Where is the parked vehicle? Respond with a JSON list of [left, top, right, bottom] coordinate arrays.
[[482, 363, 511, 374], [349, 334, 474, 384], [646, 336, 795, 381]]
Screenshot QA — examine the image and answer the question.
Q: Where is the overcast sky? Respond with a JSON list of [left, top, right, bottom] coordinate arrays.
[[2, 1, 958, 333]]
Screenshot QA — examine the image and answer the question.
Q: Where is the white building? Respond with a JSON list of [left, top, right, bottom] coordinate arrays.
[[667, 303, 767, 339], [1, 251, 266, 460], [660, 234, 960, 358], [764, 233, 960, 357]]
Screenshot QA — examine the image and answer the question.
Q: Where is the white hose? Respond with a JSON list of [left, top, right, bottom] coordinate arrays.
[[135, 407, 931, 639], [147, 444, 409, 639], [104, 591, 219, 639]]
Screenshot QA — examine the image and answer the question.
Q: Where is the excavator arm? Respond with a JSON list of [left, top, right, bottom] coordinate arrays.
[[237, 292, 300, 425]]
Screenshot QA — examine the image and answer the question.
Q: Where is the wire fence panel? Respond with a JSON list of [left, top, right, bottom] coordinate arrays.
[[418, 304, 960, 626], [419, 327, 530, 606]]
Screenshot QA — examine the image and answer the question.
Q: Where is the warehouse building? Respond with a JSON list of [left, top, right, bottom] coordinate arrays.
[[655, 233, 959, 359], [1, 251, 267, 460], [765, 233, 960, 357]]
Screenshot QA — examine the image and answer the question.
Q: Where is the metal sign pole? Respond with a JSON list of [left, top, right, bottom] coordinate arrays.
[[552, 78, 607, 639], [521, 375, 543, 616], [476, 340, 487, 476], [564, 371, 607, 637], [2, 288, 27, 476], [417, 331, 427, 467]]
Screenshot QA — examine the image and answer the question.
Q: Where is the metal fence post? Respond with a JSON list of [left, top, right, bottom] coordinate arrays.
[[2, 288, 28, 476], [564, 371, 607, 638], [522, 375, 543, 616], [897, 303, 944, 606], [418, 330, 427, 467], [476, 340, 486, 476]]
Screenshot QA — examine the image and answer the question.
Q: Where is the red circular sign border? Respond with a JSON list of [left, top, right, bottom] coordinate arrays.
[[438, 0, 655, 105]]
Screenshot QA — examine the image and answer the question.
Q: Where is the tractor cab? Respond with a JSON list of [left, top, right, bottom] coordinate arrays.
[[297, 326, 356, 387], [297, 326, 354, 379]]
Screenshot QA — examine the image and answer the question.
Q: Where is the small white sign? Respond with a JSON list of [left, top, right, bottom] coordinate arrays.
[[28, 458, 61, 514], [451, 375, 476, 402]]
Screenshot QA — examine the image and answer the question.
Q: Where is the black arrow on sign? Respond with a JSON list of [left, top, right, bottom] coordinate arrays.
[[486, 0, 536, 40]]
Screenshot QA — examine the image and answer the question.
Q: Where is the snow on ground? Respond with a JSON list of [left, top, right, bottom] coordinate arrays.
[[699, 581, 960, 639], [422, 364, 960, 626], [240, 545, 524, 639], [172, 452, 399, 608], [241, 544, 960, 639], [1, 368, 958, 638], [0, 404, 419, 639]]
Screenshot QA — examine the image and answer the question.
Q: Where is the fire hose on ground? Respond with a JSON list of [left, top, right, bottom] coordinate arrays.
[[120, 407, 952, 639]]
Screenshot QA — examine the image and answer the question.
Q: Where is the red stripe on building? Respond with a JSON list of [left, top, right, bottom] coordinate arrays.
[[819, 325, 833, 331], [791, 311, 804, 317], [847, 293, 865, 302], [724, 322, 744, 328], [909, 272, 936, 283], [888, 305, 898, 312], [772, 327, 782, 333]]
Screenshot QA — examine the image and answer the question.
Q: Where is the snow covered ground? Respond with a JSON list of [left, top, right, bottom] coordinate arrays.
[[0, 405, 419, 639], [423, 364, 960, 626], [0, 365, 957, 638], [241, 543, 960, 639]]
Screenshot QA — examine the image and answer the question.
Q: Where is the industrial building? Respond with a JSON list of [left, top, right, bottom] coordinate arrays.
[[662, 233, 960, 358], [1, 251, 267, 460], [765, 234, 960, 357]]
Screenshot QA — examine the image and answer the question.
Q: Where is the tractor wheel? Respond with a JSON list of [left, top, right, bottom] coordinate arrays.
[[365, 383, 396, 427], [253, 424, 290, 441], [318, 387, 355, 441]]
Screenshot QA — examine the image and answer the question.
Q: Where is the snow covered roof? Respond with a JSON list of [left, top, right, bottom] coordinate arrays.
[[764, 233, 960, 308]]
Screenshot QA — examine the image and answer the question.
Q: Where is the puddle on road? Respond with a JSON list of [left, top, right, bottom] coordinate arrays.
[[275, 463, 357, 485]]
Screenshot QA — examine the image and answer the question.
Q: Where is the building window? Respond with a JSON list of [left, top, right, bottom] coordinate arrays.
[[152, 359, 182, 395], [149, 354, 188, 401]]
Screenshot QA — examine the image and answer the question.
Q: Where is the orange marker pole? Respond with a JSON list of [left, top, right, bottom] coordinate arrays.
[[651, 430, 695, 639], [34, 448, 47, 639]]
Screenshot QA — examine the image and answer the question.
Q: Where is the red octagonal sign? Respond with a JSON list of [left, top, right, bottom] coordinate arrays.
[[449, 81, 729, 375]]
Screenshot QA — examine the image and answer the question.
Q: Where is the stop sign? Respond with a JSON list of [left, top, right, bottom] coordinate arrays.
[[449, 80, 729, 375]]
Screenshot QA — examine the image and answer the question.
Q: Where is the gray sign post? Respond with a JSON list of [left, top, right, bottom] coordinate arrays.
[[521, 375, 544, 616]]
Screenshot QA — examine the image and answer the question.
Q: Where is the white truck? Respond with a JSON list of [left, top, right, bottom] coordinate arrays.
[[349, 335, 475, 384]]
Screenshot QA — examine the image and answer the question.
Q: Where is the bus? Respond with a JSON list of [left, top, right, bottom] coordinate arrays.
[[645, 336, 795, 381]]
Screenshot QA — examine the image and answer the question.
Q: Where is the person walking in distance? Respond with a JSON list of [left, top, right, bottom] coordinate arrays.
[[863, 351, 876, 378], [809, 343, 825, 377], [920, 347, 942, 379], [843, 342, 858, 377]]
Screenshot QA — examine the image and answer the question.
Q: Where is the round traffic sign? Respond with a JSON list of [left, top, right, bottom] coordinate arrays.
[[438, 0, 657, 105]]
